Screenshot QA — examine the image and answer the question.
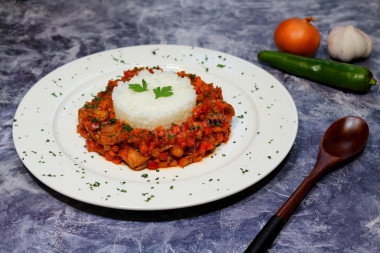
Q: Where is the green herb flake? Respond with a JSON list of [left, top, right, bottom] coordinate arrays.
[[153, 86, 173, 99], [145, 195, 155, 202], [87, 181, 101, 190], [129, 79, 148, 92], [122, 123, 134, 132], [93, 96, 104, 101], [240, 168, 249, 174]]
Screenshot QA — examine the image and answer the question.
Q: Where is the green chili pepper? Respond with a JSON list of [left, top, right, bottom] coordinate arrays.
[[257, 50, 377, 92]]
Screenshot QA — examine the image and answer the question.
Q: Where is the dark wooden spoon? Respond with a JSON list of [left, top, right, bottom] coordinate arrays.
[[245, 116, 369, 253]]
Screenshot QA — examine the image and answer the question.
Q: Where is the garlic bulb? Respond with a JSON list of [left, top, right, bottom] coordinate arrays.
[[327, 25, 373, 62]]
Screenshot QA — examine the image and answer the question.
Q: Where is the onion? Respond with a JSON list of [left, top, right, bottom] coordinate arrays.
[[274, 17, 321, 57]]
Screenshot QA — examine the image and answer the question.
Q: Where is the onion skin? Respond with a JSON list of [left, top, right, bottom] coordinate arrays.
[[274, 17, 321, 57]]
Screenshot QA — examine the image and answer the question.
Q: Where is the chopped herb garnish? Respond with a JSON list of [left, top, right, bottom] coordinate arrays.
[[167, 132, 176, 139], [93, 96, 104, 101], [240, 168, 249, 174], [83, 104, 96, 109], [189, 74, 196, 80], [122, 123, 134, 132], [153, 86, 173, 99], [129, 79, 148, 92], [145, 195, 155, 202]]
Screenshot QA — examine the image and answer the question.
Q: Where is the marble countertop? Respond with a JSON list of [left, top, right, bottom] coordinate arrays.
[[1, 0, 379, 252]]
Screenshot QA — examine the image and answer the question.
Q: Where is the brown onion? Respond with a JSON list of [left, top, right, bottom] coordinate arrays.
[[274, 17, 321, 57]]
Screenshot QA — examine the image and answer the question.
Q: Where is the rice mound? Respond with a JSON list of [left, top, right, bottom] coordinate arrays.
[[112, 69, 197, 130]]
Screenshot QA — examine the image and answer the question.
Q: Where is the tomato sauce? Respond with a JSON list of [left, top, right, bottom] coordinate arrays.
[[77, 67, 235, 170]]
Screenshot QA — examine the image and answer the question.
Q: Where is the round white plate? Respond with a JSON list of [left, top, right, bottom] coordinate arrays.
[[13, 45, 298, 210]]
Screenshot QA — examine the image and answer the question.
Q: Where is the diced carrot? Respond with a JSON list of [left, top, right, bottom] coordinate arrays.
[[111, 145, 120, 152], [186, 137, 195, 147], [112, 157, 123, 164], [178, 157, 190, 167], [169, 160, 178, 167], [147, 160, 158, 170], [139, 141, 148, 156], [104, 152, 114, 161], [194, 156, 203, 163], [217, 133, 224, 142], [158, 161, 168, 168], [86, 140, 96, 152]]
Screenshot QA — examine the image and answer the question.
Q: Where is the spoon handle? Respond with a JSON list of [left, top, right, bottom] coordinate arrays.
[[244, 178, 314, 253], [244, 175, 314, 253], [244, 215, 285, 253], [245, 153, 336, 253], [244, 176, 316, 253]]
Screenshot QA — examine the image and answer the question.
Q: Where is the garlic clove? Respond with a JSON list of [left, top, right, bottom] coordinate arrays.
[[356, 28, 373, 57], [327, 25, 373, 62]]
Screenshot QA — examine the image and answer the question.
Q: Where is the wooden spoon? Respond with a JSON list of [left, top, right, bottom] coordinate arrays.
[[245, 116, 369, 253]]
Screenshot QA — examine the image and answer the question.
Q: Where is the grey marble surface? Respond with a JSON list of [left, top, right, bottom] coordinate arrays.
[[1, 0, 380, 252]]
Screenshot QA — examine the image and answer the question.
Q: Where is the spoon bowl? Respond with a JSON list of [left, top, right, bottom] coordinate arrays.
[[322, 116, 369, 158], [245, 116, 369, 253]]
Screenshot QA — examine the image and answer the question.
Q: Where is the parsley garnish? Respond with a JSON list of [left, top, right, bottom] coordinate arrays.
[[129, 79, 148, 92], [93, 95, 104, 101], [83, 104, 96, 109], [189, 74, 196, 80], [122, 123, 134, 132], [153, 86, 173, 99]]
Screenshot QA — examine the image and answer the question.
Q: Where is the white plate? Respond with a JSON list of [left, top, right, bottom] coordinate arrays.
[[13, 45, 298, 210]]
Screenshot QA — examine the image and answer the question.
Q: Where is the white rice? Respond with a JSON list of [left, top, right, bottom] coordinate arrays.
[[112, 69, 197, 130]]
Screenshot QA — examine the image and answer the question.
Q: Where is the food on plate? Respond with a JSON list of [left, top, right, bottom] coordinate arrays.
[[327, 25, 373, 62], [258, 50, 377, 92], [77, 67, 235, 170], [274, 17, 321, 57], [113, 69, 196, 130]]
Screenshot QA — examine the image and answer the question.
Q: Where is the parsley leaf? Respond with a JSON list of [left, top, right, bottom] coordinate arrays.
[[129, 79, 148, 92], [122, 123, 134, 132], [153, 86, 173, 99]]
